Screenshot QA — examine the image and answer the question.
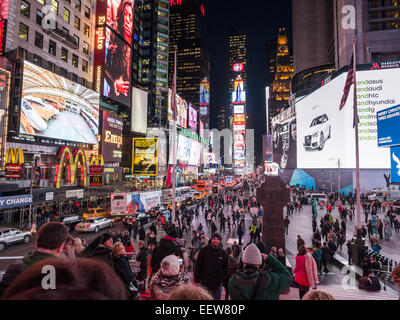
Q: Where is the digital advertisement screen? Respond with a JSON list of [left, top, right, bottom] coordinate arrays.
[[377, 104, 400, 147], [177, 134, 191, 163], [189, 140, 202, 166], [103, 29, 132, 107], [188, 104, 198, 130], [20, 61, 99, 144], [131, 87, 148, 134], [234, 114, 245, 126], [102, 111, 123, 162], [232, 76, 246, 104], [199, 121, 204, 138], [200, 78, 210, 106], [234, 105, 245, 114], [296, 67, 399, 169], [199, 106, 208, 116], [0, 68, 9, 168], [106, 0, 134, 46], [132, 138, 157, 176], [234, 124, 245, 131], [391, 145, 400, 184], [234, 130, 246, 151], [177, 95, 188, 128]]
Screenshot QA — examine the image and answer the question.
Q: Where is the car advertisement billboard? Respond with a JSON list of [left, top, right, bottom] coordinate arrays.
[[101, 111, 123, 162], [377, 104, 400, 148], [200, 78, 210, 106], [232, 76, 246, 105], [132, 138, 157, 176], [131, 87, 148, 134], [188, 104, 198, 130], [20, 61, 99, 144], [296, 67, 399, 169]]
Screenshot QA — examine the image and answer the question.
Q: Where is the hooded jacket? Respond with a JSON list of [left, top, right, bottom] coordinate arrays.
[[150, 236, 183, 274], [0, 251, 56, 298], [80, 244, 114, 268], [149, 269, 189, 300], [229, 255, 292, 300], [194, 243, 228, 291]]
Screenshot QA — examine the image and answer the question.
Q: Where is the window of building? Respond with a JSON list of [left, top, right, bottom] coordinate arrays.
[[72, 35, 79, 47], [83, 41, 89, 54], [74, 16, 80, 30], [36, 0, 45, 5], [51, 0, 58, 14], [19, 23, 29, 41], [61, 47, 68, 62], [20, 1, 30, 18], [72, 54, 78, 68], [84, 5, 90, 19], [82, 59, 88, 73], [34, 32, 43, 48], [36, 9, 44, 25], [33, 54, 42, 65], [75, 0, 81, 11], [62, 27, 69, 36], [83, 23, 90, 37], [60, 67, 68, 77], [49, 39, 57, 55], [63, 7, 70, 23]]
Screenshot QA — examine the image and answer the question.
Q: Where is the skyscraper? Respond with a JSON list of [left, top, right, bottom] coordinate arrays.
[[268, 28, 293, 132], [168, 0, 210, 127]]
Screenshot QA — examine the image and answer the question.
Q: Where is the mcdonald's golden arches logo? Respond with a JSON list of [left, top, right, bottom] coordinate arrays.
[[5, 148, 24, 179], [54, 146, 87, 189], [89, 155, 104, 176]]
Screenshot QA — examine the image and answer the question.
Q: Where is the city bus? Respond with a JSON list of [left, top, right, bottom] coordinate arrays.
[[161, 186, 191, 203], [196, 180, 207, 192], [111, 190, 162, 216]]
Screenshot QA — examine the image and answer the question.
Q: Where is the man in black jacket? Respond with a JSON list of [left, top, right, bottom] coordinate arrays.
[[150, 229, 183, 276], [194, 233, 228, 300], [0, 222, 68, 298]]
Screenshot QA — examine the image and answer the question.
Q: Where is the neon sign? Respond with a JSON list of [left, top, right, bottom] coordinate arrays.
[[233, 63, 244, 72], [170, 0, 182, 5], [54, 147, 87, 188]]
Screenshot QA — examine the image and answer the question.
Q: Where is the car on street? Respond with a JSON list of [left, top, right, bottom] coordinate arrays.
[[83, 207, 110, 219], [123, 212, 153, 226], [193, 192, 203, 200], [147, 205, 167, 217], [0, 228, 31, 252], [303, 114, 331, 151], [54, 214, 83, 231], [75, 217, 114, 233], [184, 197, 195, 206]]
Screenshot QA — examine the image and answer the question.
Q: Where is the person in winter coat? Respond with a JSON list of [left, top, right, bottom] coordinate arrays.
[[194, 233, 228, 300], [135, 241, 148, 291], [360, 270, 381, 292], [228, 243, 292, 300], [305, 247, 319, 290], [138, 225, 146, 242], [124, 241, 135, 260], [80, 233, 114, 268], [149, 255, 189, 300], [150, 229, 183, 276], [293, 246, 310, 299], [321, 243, 330, 274], [297, 235, 305, 250], [237, 222, 244, 245], [112, 242, 135, 293]]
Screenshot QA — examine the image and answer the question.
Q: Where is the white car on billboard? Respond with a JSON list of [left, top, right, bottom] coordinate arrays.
[[303, 114, 331, 151]]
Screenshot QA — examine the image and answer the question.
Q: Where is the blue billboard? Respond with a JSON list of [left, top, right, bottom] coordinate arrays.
[[377, 104, 400, 147], [0, 194, 33, 209], [391, 146, 400, 184]]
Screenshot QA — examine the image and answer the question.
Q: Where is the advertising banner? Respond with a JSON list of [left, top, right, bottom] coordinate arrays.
[[296, 67, 400, 169], [177, 95, 188, 128], [234, 105, 245, 114], [234, 130, 246, 151], [131, 87, 148, 134], [189, 140, 201, 166], [391, 145, 400, 184], [234, 114, 245, 126], [132, 138, 157, 176], [188, 104, 198, 130], [20, 61, 99, 144], [199, 106, 208, 116], [90, 175, 103, 187], [0, 194, 32, 209], [0, 68, 10, 168], [232, 76, 246, 105], [200, 78, 210, 106], [101, 111, 123, 162], [177, 134, 191, 163], [125, 190, 162, 213], [377, 104, 400, 147]]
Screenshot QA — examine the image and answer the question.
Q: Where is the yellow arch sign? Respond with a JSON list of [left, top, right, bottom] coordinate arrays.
[[54, 147, 87, 189]]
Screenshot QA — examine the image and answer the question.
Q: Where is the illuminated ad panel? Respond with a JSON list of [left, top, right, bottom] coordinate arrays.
[[176, 94, 188, 128], [234, 114, 245, 126], [234, 104, 245, 114], [199, 106, 208, 116], [94, 0, 134, 107], [200, 78, 210, 106], [177, 134, 191, 163], [188, 104, 198, 130], [132, 138, 157, 176], [101, 110, 123, 162], [232, 76, 246, 105], [0, 68, 10, 168], [20, 61, 99, 144], [296, 67, 400, 169]]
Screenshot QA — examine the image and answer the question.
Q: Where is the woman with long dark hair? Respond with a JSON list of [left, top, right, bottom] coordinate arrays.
[[293, 245, 310, 299]]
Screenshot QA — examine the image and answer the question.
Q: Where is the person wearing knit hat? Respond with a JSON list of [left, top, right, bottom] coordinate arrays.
[[211, 232, 222, 241], [80, 233, 114, 268], [168, 229, 180, 240], [149, 255, 189, 300], [229, 244, 292, 300]]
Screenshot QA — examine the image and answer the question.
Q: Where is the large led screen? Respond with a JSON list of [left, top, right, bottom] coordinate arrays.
[[102, 111, 123, 162], [189, 140, 202, 166], [20, 61, 99, 144], [132, 138, 157, 176], [232, 76, 246, 104], [200, 78, 210, 106], [296, 67, 400, 169], [177, 134, 191, 163], [177, 95, 187, 128], [106, 0, 134, 46], [188, 104, 198, 130], [131, 87, 148, 134]]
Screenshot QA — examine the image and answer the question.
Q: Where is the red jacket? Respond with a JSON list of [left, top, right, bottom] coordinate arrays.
[[293, 255, 310, 287]]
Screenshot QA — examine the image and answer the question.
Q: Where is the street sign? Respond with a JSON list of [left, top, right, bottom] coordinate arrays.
[[66, 189, 84, 199], [45, 192, 54, 201]]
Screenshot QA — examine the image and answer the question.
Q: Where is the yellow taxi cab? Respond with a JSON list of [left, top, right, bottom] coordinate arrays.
[[193, 192, 203, 200], [165, 201, 182, 211], [83, 208, 110, 219]]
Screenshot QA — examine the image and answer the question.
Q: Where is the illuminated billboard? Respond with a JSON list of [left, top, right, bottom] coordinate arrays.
[[296, 67, 400, 169], [188, 104, 198, 130], [131, 87, 148, 134], [234, 130, 246, 151], [189, 140, 202, 166], [177, 134, 191, 163], [101, 111, 123, 162], [0, 68, 9, 168], [94, 0, 134, 107], [20, 61, 99, 144], [200, 78, 210, 106], [232, 76, 246, 104], [234, 114, 245, 126], [199, 106, 208, 116], [176, 94, 187, 128], [234, 105, 245, 114], [132, 138, 157, 176]]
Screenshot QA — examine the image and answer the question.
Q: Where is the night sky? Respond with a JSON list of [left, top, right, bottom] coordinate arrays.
[[201, 0, 292, 166]]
